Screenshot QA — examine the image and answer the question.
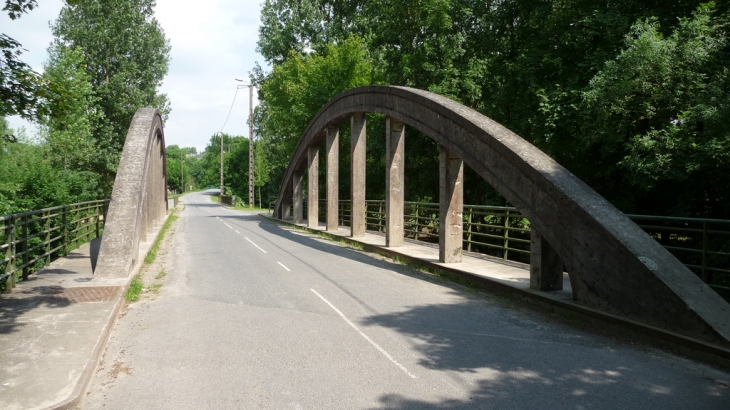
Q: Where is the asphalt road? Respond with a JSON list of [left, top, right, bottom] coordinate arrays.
[[81, 190, 730, 409]]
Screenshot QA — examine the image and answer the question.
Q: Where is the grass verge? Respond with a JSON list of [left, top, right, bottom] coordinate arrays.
[[144, 211, 178, 264], [126, 275, 143, 302]]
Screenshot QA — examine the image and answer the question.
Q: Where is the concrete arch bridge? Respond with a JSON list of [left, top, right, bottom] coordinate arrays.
[[271, 86, 730, 348]]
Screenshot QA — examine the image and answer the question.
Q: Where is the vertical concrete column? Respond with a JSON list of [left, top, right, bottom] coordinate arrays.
[[386, 117, 405, 247], [326, 126, 339, 232], [439, 146, 464, 263], [351, 113, 366, 237], [307, 145, 319, 228], [530, 228, 564, 291], [293, 170, 303, 223]]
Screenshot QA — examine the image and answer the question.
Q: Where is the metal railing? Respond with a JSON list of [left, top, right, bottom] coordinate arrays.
[[287, 199, 730, 296], [0, 200, 110, 291]]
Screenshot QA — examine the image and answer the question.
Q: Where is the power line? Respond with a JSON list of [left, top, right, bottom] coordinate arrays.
[[218, 87, 240, 133]]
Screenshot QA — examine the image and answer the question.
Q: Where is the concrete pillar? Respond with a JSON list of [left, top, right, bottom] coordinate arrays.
[[351, 113, 366, 237], [326, 126, 339, 232], [386, 117, 405, 247], [530, 228, 564, 291], [293, 170, 303, 224], [281, 199, 292, 220], [307, 145, 319, 228], [439, 146, 464, 263]]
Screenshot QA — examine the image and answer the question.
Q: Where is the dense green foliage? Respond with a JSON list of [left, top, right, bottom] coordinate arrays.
[[0, 0, 170, 216], [254, 0, 730, 218], [51, 0, 171, 188], [1, 0, 44, 121]]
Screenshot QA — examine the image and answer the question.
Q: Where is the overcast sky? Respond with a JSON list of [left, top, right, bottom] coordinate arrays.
[[1, 0, 267, 153]]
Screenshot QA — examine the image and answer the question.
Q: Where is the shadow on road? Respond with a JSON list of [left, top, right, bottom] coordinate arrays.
[[227, 215, 730, 409]]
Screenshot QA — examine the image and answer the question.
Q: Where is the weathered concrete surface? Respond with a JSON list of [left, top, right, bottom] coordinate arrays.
[[439, 146, 464, 263], [386, 117, 405, 248], [307, 146, 319, 229], [0, 239, 124, 410], [351, 113, 367, 237], [531, 228, 564, 291], [293, 170, 303, 224], [326, 126, 339, 233], [272, 86, 730, 347], [96, 108, 167, 279]]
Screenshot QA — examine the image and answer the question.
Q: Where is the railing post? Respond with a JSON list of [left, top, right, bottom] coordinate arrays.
[[466, 207, 473, 252], [326, 126, 339, 233], [5, 216, 16, 290], [378, 203, 383, 233], [385, 117, 405, 247], [45, 210, 51, 265], [503, 210, 510, 260], [439, 146, 464, 263], [702, 222, 710, 283], [414, 203, 419, 241], [61, 205, 68, 256], [21, 215, 29, 281]]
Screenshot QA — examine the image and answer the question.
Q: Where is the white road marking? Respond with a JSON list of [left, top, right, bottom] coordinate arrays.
[[235, 230, 240, 234], [245, 237, 267, 253], [224, 222, 232, 229], [277, 262, 291, 271], [310, 288, 417, 379]]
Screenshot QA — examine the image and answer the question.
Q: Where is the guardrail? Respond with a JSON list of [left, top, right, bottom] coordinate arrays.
[[0, 199, 110, 291], [293, 199, 730, 298]]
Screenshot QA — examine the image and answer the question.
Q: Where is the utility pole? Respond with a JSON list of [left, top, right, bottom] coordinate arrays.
[[220, 132, 224, 196], [248, 84, 254, 209]]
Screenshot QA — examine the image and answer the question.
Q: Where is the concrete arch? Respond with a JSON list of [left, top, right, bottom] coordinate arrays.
[[96, 108, 168, 279], [274, 86, 730, 346]]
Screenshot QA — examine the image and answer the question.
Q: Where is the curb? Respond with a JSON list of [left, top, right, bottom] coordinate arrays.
[[47, 210, 177, 410], [261, 213, 730, 368], [48, 286, 126, 410]]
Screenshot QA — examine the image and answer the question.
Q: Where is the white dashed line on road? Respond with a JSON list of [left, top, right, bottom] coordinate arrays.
[[224, 223, 233, 229], [235, 230, 240, 234], [310, 288, 417, 379], [277, 262, 291, 271], [245, 237, 267, 254]]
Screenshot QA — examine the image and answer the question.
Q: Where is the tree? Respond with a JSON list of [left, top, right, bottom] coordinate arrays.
[[41, 45, 97, 170], [51, 0, 171, 188], [1, 0, 44, 120]]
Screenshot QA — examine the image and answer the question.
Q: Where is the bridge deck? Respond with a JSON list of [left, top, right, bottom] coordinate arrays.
[[291, 221, 574, 303]]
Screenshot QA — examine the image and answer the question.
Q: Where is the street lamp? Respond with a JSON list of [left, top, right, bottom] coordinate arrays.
[[235, 78, 255, 209]]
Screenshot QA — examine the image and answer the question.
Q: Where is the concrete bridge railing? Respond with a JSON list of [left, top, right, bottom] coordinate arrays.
[[95, 108, 168, 279], [273, 86, 730, 347]]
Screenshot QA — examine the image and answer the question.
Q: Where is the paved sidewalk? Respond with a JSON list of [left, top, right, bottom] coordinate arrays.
[[0, 238, 125, 410]]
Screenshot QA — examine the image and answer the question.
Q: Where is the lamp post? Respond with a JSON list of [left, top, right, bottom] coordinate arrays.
[[235, 78, 255, 208]]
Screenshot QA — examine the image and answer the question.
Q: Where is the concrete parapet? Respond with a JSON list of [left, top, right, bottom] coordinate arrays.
[[95, 108, 167, 279]]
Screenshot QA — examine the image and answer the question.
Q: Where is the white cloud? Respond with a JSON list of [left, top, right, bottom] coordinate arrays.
[[2, 0, 270, 153]]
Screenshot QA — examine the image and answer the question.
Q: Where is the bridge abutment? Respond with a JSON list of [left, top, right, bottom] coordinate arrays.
[[530, 228, 565, 291]]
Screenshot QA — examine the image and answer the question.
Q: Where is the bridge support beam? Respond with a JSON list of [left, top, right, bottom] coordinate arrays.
[[307, 146, 319, 228], [351, 113, 367, 237], [439, 146, 464, 263], [293, 170, 303, 223], [530, 229, 564, 291], [386, 117, 405, 247], [326, 127, 339, 232]]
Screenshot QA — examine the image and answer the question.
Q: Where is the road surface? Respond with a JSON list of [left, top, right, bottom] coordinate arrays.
[[81, 190, 730, 409]]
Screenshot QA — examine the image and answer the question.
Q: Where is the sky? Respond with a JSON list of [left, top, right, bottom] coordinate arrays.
[[1, 0, 268, 153]]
